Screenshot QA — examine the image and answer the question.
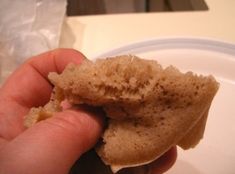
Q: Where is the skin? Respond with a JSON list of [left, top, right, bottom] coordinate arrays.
[[0, 49, 177, 174]]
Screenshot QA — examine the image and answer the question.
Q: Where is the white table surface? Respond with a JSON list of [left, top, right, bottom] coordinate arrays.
[[60, 0, 235, 58]]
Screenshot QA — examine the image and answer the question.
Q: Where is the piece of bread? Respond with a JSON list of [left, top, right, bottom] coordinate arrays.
[[24, 55, 219, 173]]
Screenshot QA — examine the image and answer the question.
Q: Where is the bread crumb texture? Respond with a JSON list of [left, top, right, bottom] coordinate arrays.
[[25, 55, 219, 168]]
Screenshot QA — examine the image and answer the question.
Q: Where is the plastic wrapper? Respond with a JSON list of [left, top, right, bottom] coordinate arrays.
[[0, 0, 67, 84]]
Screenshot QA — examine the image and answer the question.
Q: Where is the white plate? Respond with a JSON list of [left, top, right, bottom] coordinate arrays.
[[94, 38, 235, 174]]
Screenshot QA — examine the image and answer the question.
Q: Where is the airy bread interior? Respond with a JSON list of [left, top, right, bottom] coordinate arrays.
[[24, 55, 219, 173]]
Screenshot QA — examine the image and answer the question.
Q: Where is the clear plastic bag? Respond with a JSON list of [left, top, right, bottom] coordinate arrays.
[[0, 0, 67, 84]]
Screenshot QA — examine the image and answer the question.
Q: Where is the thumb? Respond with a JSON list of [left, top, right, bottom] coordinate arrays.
[[0, 107, 104, 174]]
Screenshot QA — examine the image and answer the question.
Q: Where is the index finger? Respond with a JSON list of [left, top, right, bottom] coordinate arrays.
[[0, 48, 85, 108]]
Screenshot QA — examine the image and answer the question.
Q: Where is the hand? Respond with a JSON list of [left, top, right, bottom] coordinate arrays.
[[0, 49, 176, 174]]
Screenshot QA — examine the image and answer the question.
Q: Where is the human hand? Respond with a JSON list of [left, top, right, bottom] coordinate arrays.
[[0, 49, 176, 174]]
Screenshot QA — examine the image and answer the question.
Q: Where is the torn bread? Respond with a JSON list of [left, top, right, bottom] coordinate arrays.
[[24, 55, 219, 172]]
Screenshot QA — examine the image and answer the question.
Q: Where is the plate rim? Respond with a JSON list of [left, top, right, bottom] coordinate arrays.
[[93, 37, 235, 59]]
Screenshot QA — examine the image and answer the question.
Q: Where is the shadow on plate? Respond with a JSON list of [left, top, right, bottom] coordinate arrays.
[[166, 159, 204, 174]]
